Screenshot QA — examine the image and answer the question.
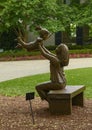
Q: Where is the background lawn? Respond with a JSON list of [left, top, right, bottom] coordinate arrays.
[[0, 67, 92, 98]]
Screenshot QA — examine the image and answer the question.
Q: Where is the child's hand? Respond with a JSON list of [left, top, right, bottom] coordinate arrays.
[[37, 37, 43, 42], [37, 37, 43, 45]]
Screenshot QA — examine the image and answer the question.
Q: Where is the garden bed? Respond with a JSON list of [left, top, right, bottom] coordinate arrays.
[[0, 53, 92, 61]]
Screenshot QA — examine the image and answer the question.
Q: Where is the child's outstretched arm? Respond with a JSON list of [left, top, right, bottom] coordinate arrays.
[[16, 37, 39, 51]]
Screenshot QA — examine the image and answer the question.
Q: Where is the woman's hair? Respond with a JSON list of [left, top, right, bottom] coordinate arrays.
[[55, 44, 69, 66]]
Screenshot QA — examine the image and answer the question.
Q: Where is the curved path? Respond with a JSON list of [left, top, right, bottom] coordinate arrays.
[[0, 58, 92, 82]]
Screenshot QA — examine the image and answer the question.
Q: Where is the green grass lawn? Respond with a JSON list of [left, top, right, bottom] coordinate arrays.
[[0, 67, 92, 98]]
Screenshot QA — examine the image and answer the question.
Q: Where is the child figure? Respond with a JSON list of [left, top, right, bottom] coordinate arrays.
[[16, 26, 50, 51]]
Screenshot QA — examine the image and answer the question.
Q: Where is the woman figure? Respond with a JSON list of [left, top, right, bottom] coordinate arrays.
[[36, 40, 69, 102]]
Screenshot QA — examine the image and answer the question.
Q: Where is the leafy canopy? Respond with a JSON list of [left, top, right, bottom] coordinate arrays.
[[0, 0, 92, 36]]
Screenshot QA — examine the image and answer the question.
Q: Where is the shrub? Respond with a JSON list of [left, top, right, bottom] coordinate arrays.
[[0, 29, 17, 50]]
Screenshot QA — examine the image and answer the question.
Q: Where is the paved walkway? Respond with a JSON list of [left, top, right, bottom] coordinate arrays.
[[0, 58, 92, 82]]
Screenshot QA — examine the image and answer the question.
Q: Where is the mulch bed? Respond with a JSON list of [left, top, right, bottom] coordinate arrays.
[[0, 95, 92, 130]]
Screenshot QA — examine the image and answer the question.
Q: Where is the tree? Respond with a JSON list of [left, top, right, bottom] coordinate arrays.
[[0, 0, 56, 41], [0, 0, 91, 46], [0, 0, 76, 41], [70, 0, 91, 26]]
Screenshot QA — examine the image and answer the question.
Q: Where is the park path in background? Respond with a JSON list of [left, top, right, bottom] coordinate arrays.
[[0, 58, 92, 82]]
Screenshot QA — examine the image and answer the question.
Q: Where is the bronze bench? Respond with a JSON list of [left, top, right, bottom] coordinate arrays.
[[48, 85, 85, 115]]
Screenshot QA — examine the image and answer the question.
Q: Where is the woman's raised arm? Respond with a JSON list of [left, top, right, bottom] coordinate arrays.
[[39, 43, 59, 64]]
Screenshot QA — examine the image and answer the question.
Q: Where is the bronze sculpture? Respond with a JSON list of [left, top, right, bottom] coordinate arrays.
[[36, 41, 69, 101], [16, 26, 51, 51], [17, 27, 69, 102]]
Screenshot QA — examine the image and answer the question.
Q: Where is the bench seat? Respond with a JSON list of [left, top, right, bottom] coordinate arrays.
[[47, 85, 85, 115]]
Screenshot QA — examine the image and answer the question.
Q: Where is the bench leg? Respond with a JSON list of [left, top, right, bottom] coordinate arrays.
[[49, 99, 72, 115], [72, 92, 84, 107]]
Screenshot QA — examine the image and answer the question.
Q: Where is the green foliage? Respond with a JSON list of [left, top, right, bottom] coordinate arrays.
[[69, 49, 92, 54], [1, 0, 92, 50], [0, 0, 60, 49], [0, 0, 60, 34], [1, 0, 90, 35], [0, 68, 92, 98], [0, 44, 92, 59], [68, 44, 92, 50], [73, 0, 92, 26], [0, 49, 40, 58]]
